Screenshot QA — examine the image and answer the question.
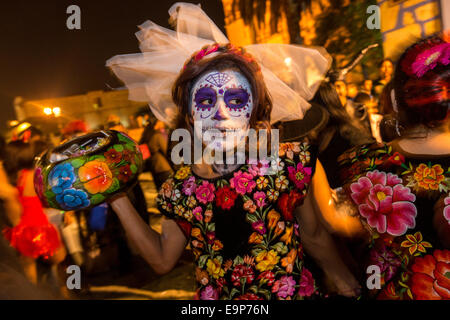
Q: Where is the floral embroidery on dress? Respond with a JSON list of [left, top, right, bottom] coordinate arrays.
[[338, 142, 450, 300], [156, 140, 320, 300]]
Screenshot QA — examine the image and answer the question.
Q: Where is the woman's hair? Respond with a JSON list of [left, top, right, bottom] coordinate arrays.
[[378, 80, 394, 114], [393, 35, 449, 131], [172, 44, 272, 132], [3, 141, 37, 185], [312, 82, 374, 151]]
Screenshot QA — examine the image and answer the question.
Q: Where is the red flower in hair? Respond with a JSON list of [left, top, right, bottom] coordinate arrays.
[[402, 41, 450, 78]]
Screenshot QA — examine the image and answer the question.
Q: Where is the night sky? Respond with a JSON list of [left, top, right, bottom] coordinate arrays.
[[0, 0, 225, 132]]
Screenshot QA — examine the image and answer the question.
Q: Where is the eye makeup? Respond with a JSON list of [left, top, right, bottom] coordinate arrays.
[[193, 87, 250, 111]]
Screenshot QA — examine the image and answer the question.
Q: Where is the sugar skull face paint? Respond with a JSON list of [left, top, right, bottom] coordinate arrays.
[[190, 69, 253, 153]]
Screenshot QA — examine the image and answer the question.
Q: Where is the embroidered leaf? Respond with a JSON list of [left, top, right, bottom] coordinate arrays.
[[229, 288, 240, 299], [245, 213, 258, 224], [258, 289, 271, 300], [198, 255, 208, 268], [248, 285, 258, 293], [206, 222, 215, 232], [130, 164, 138, 174], [233, 256, 244, 266], [271, 242, 288, 255]]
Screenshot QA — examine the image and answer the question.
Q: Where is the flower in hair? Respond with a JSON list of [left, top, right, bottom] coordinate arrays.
[[194, 43, 220, 62], [404, 42, 450, 78]]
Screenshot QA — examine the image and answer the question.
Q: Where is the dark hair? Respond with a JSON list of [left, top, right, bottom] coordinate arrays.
[[172, 44, 272, 132], [393, 35, 449, 131], [3, 141, 36, 185], [312, 82, 374, 151], [378, 80, 394, 114]]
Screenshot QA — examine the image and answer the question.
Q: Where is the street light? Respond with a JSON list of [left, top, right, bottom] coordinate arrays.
[[52, 107, 61, 117], [44, 107, 52, 115]]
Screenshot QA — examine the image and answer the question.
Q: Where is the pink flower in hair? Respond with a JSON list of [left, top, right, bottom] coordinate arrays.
[[194, 43, 219, 62], [410, 43, 450, 78]]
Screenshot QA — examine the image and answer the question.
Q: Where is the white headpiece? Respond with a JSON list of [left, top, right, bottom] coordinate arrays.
[[106, 2, 332, 126]]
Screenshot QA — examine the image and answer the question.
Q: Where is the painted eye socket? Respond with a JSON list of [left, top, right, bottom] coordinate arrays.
[[224, 88, 249, 109], [194, 87, 216, 109]]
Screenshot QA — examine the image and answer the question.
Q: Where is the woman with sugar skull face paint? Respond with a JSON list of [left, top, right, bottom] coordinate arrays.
[[106, 3, 361, 300]]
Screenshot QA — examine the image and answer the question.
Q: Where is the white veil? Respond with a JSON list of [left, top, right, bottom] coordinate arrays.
[[106, 2, 332, 125]]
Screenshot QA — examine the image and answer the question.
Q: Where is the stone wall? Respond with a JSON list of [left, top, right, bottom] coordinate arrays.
[[378, 0, 442, 60]]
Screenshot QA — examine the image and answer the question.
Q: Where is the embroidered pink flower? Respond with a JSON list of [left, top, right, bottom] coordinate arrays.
[[192, 206, 203, 222], [444, 194, 450, 224], [350, 170, 417, 236], [368, 244, 401, 282], [248, 159, 270, 177], [298, 268, 315, 297], [195, 180, 215, 204], [272, 275, 296, 298], [252, 221, 267, 235], [287, 163, 312, 190], [199, 285, 219, 300], [253, 191, 266, 208], [230, 171, 256, 195], [410, 43, 450, 78], [182, 176, 196, 196]]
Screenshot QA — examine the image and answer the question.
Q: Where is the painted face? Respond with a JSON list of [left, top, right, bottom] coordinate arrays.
[[190, 69, 253, 153]]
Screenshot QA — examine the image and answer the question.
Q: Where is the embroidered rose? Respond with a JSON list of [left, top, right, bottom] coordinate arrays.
[[410, 249, 450, 300], [199, 285, 219, 300], [272, 275, 296, 298], [444, 194, 450, 224], [195, 180, 215, 204], [298, 268, 315, 297], [182, 176, 197, 196], [350, 170, 417, 236], [230, 171, 256, 195], [215, 186, 238, 210]]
